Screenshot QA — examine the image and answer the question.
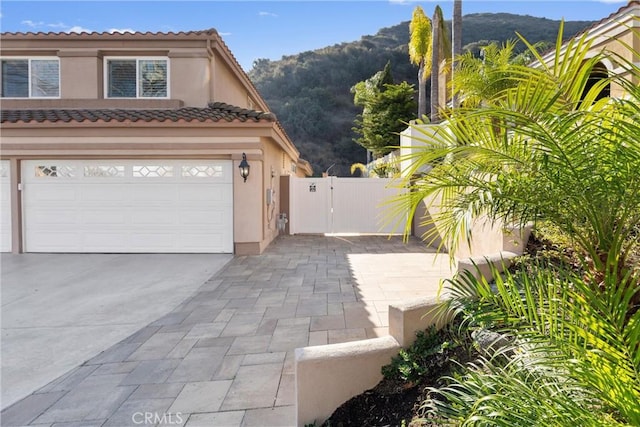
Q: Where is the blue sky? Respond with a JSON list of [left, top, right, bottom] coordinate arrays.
[[0, 1, 629, 71]]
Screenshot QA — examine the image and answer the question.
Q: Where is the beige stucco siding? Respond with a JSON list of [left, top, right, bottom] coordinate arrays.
[[213, 52, 250, 108], [170, 54, 210, 107], [58, 52, 101, 98]]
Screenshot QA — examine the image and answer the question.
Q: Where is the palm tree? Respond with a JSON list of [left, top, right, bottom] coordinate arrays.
[[409, 6, 432, 120], [449, 39, 526, 108], [398, 24, 640, 426], [400, 24, 640, 285], [451, 0, 462, 109], [429, 5, 450, 123]]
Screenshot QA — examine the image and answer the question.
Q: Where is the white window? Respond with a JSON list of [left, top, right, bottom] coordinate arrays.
[[105, 58, 168, 98], [1, 58, 60, 98]]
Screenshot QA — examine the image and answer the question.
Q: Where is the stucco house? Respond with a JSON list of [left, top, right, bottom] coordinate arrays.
[[534, 0, 639, 98], [0, 29, 312, 255]]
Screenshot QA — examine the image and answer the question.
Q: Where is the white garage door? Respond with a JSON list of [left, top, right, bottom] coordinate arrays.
[[23, 160, 233, 253], [1, 160, 12, 252]]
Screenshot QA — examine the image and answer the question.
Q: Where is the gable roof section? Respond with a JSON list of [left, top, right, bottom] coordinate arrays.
[[0, 29, 311, 173], [0, 29, 269, 112], [534, 1, 640, 66], [569, 0, 639, 41], [1, 102, 276, 124]]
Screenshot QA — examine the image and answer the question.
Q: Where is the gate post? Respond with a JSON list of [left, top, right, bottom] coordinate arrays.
[[279, 175, 291, 235]]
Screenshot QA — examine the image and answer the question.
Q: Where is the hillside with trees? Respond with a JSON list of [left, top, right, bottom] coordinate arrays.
[[248, 13, 594, 176]]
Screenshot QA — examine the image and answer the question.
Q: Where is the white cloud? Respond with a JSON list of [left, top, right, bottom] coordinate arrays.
[[21, 20, 44, 27], [108, 28, 135, 34], [218, 31, 232, 36], [258, 11, 278, 17], [67, 25, 92, 34], [20, 19, 94, 33]]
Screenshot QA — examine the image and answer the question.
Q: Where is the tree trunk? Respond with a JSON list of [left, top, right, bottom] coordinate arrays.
[[430, 10, 440, 123], [452, 0, 462, 109], [418, 61, 427, 119]]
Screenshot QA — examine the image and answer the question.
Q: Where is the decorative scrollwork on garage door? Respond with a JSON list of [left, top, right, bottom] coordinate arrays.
[[35, 165, 76, 178], [84, 165, 125, 178], [132, 165, 174, 178], [181, 165, 223, 178]]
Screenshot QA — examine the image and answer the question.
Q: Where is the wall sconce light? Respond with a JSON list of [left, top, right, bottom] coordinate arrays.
[[239, 153, 250, 182]]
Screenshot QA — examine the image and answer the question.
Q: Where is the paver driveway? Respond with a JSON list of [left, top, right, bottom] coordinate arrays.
[[1, 235, 454, 427]]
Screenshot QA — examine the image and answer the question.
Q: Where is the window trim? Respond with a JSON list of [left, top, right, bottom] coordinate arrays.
[[0, 56, 61, 99], [104, 56, 170, 99]]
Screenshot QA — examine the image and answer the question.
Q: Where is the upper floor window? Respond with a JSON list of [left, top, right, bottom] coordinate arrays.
[[1, 58, 60, 98], [106, 58, 168, 98]]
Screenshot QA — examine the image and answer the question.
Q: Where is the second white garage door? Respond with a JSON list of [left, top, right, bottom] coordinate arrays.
[[1, 160, 12, 252], [23, 160, 233, 253]]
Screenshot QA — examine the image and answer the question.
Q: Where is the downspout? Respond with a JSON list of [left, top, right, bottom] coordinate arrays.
[[206, 38, 215, 103]]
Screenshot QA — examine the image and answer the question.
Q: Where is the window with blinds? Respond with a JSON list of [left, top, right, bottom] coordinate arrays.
[[106, 58, 168, 98], [1, 58, 59, 98]]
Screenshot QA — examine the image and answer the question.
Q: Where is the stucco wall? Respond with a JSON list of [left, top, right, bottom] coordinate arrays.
[[214, 51, 251, 109], [171, 54, 210, 107], [59, 53, 101, 99]]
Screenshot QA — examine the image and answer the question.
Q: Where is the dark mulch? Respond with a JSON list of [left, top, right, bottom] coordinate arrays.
[[324, 379, 422, 427], [322, 323, 478, 427]]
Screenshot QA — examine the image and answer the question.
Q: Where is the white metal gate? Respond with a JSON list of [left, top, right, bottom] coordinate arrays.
[[289, 177, 406, 234]]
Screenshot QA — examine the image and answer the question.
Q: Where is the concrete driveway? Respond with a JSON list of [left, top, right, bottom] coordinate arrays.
[[0, 253, 232, 409]]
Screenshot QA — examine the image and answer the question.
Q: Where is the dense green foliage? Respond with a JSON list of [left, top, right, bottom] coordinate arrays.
[[382, 321, 470, 384], [352, 62, 416, 156], [395, 23, 640, 426], [451, 39, 531, 108], [249, 13, 592, 175], [423, 264, 640, 426]]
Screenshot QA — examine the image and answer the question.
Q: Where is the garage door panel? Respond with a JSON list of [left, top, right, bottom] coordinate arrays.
[[81, 210, 128, 225], [129, 233, 176, 249], [177, 233, 226, 249], [28, 185, 77, 202], [1, 160, 12, 252], [30, 209, 80, 225], [81, 185, 128, 202], [30, 232, 83, 251], [180, 210, 223, 225], [82, 233, 131, 251], [131, 186, 176, 202], [178, 185, 230, 202], [23, 160, 233, 253], [131, 211, 175, 225]]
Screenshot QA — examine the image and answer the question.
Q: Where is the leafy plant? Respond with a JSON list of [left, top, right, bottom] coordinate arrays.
[[395, 22, 640, 294], [418, 263, 640, 426], [352, 62, 416, 156], [382, 321, 470, 385], [397, 22, 640, 427]]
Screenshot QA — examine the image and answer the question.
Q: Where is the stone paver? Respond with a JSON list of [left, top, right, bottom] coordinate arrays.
[[1, 235, 453, 426]]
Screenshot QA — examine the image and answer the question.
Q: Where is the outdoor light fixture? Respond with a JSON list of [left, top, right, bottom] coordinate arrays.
[[239, 153, 250, 182]]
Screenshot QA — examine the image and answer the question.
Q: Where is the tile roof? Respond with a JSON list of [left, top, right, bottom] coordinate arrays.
[[0, 102, 277, 124], [571, 0, 639, 40], [0, 28, 220, 38]]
